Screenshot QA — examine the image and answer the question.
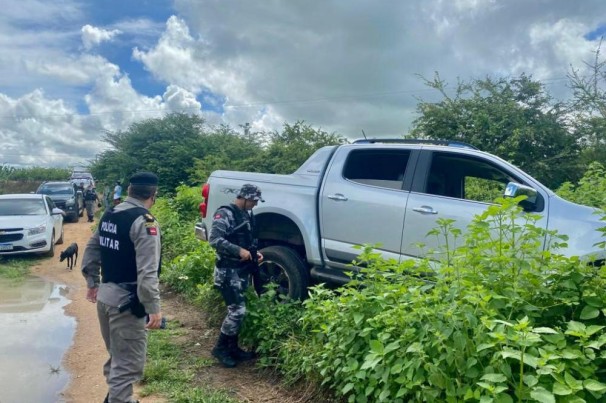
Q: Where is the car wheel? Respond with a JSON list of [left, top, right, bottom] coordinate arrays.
[[254, 245, 309, 300], [57, 226, 64, 245], [72, 212, 79, 223], [44, 232, 55, 257]]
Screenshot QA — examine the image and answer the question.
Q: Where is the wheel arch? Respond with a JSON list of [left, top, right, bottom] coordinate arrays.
[[255, 212, 309, 264]]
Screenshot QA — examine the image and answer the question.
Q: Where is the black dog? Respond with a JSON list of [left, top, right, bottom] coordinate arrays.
[[59, 243, 78, 270]]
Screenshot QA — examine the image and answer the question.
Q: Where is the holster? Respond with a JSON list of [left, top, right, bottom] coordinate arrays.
[[116, 283, 147, 318]]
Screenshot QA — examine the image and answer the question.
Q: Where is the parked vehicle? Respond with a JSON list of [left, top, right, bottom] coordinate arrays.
[[36, 181, 84, 222], [0, 193, 64, 257], [69, 170, 95, 189], [196, 139, 606, 299]]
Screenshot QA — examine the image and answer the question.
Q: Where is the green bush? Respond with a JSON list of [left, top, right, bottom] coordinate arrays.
[[244, 198, 606, 402], [557, 162, 606, 209]]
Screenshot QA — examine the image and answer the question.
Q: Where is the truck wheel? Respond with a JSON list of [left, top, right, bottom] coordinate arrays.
[[256, 245, 309, 300]]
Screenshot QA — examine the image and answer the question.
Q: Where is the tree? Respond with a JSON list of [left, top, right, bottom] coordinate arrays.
[[254, 121, 347, 174], [411, 73, 580, 189], [567, 39, 606, 167], [92, 113, 208, 193]]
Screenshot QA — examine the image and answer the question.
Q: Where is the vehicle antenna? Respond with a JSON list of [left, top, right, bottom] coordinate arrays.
[[361, 130, 368, 140]]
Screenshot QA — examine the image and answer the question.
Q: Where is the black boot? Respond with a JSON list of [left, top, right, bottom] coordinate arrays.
[[228, 334, 256, 361], [212, 332, 237, 368]]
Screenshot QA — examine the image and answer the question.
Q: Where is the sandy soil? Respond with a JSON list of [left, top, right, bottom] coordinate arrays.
[[30, 212, 327, 403]]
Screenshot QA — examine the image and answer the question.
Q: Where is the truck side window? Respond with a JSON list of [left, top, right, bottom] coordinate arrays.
[[343, 150, 410, 190], [427, 153, 518, 203]]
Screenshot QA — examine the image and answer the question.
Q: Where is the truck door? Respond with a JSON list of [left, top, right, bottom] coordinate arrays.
[[401, 150, 549, 261], [319, 147, 413, 268]]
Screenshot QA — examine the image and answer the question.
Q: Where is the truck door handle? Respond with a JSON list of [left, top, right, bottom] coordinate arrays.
[[412, 205, 438, 214], [327, 193, 348, 201]]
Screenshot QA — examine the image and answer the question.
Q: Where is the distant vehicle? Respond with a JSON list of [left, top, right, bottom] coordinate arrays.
[[0, 193, 64, 257], [36, 181, 84, 222], [69, 171, 95, 189]]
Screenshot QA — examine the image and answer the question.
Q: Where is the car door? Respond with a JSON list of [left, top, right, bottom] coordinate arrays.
[[319, 147, 414, 268], [400, 150, 549, 261], [45, 196, 62, 239]]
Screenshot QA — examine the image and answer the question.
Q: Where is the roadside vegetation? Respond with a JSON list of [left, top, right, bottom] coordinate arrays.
[[0, 256, 41, 280]]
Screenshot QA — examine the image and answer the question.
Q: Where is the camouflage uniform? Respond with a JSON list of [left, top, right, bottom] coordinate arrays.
[[209, 183, 263, 367], [209, 203, 254, 335], [84, 187, 98, 222]]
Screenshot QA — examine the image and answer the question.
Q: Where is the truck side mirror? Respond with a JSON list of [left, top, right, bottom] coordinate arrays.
[[503, 182, 538, 211]]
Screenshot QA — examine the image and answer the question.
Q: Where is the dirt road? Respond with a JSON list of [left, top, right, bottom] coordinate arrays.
[[30, 213, 321, 403]]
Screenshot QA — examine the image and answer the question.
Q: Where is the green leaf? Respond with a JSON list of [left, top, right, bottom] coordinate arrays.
[[530, 387, 555, 403], [532, 327, 558, 334], [369, 340, 384, 355], [584, 296, 603, 307], [494, 393, 513, 403], [564, 372, 584, 391], [353, 313, 364, 325], [580, 306, 600, 320], [523, 374, 538, 387], [552, 382, 572, 395], [477, 343, 495, 352], [481, 374, 507, 383], [342, 383, 355, 394], [584, 379, 606, 393]]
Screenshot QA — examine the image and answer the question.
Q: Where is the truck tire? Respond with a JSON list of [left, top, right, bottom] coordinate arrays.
[[256, 245, 309, 300]]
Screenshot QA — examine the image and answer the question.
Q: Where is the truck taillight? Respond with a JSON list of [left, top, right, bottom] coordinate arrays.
[[200, 183, 210, 218]]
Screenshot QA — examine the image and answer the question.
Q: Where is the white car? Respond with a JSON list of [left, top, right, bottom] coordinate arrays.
[[0, 194, 64, 257]]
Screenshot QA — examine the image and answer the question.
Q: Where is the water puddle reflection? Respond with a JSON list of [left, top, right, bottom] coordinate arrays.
[[0, 276, 75, 403]]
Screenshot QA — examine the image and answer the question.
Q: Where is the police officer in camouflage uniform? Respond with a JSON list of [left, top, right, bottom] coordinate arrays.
[[84, 184, 99, 222], [81, 172, 163, 403], [209, 183, 264, 368]]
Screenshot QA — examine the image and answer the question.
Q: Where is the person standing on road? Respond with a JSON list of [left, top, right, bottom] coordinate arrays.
[[81, 172, 163, 403], [84, 184, 99, 222], [209, 183, 264, 368], [113, 180, 123, 206]]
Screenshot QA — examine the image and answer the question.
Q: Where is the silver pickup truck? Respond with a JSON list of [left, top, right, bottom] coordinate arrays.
[[196, 139, 605, 298]]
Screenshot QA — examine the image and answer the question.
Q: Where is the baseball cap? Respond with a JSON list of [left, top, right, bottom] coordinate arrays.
[[237, 183, 264, 202]]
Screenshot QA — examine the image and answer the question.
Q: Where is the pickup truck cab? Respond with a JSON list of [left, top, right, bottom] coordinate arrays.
[[196, 139, 605, 298]]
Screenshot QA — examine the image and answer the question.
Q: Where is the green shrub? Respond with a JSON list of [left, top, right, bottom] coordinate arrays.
[[557, 162, 606, 209], [252, 198, 606, 402]]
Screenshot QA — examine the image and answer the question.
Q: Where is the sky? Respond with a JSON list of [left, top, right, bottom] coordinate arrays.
[[1, 0, 605, 168]]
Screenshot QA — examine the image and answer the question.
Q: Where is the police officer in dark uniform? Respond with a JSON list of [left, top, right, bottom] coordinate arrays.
[[84, 184, 99, 222], [81, 172, 163, 403], [209, 183, 264, 367]]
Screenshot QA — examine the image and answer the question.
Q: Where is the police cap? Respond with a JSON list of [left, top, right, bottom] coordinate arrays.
[[129, 172, 159, 186], [237, 183, 264, 202]]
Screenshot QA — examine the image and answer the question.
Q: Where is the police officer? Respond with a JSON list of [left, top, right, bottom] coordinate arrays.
[[209, 183, 264, 368], [84, 184, 99, 222], [81, 172, 163, 403]]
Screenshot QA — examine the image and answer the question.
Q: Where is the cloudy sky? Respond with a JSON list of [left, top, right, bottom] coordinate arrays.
[[1, 0, 605, 168]]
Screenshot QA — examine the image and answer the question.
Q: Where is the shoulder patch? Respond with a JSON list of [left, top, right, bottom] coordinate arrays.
[[146, 227, 158, 236]]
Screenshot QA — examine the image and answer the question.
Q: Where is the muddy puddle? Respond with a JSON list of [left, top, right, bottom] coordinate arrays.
[[0, 276, 75, 403]]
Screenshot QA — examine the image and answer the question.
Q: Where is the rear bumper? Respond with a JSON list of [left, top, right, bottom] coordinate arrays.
[[194, 221, 208, 241]]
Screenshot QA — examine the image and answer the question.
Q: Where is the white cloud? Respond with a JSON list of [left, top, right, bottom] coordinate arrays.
[[81, 24, 121, 50], [2, 0, 606, 167]]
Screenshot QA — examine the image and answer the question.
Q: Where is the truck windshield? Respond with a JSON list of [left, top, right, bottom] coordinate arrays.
[[38, 185, 73, 195]]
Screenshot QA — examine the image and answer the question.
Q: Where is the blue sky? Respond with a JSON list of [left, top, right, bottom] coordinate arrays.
[[0, 0, 605, 167]]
